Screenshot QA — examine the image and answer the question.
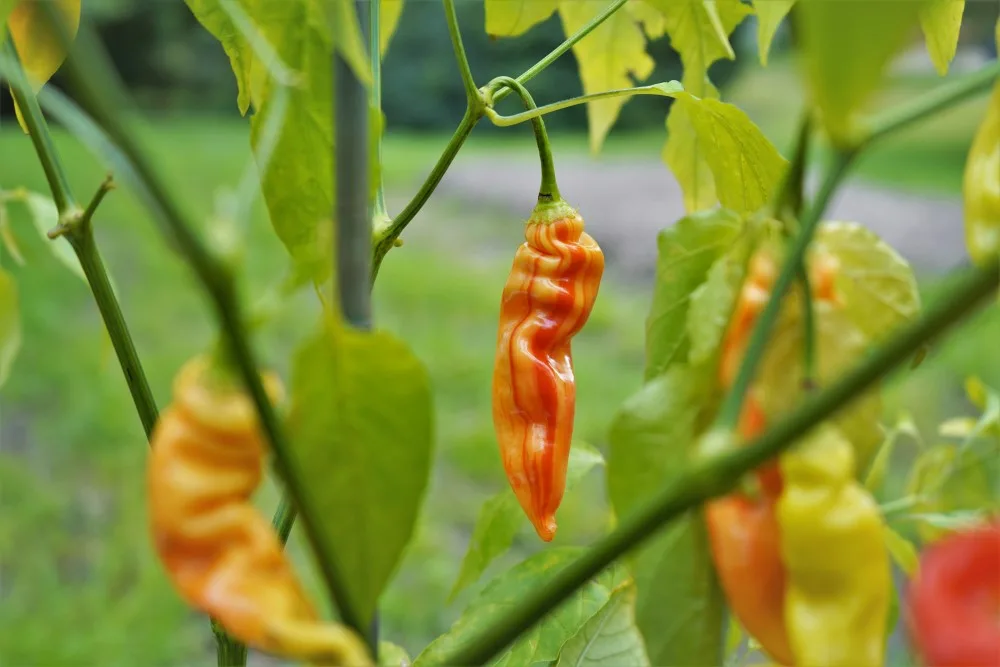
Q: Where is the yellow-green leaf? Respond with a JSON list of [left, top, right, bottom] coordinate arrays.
[[627, 0, 666, 39], [380, 0, 404, 53], [485, 0, 558, 37], [647, 0, 750, 95], [919, 0, 965, 76], [7, 0, 80, 131], [184, 0, 256, 114], [882, 525, 919, 576], [796, 0, 923, 146], [754, 0, 795, 66], [963, 81, 1000, 266], [1, 0, 19, 40], [560, 0, 655, 153], [667, 93, 788, 214], [554, 584, 651, 667], [664, 91, 718, 212], [811, 221, 922, 343], [0, 267, 20, 388]]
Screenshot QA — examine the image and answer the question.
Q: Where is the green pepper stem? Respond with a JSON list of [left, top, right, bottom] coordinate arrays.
[[486, 76, 560, 202], [442, 0, 479, 104], [490, 0, 629, 105]]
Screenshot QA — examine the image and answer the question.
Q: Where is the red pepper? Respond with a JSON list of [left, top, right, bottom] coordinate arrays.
[[906, 520, 1000, 667]]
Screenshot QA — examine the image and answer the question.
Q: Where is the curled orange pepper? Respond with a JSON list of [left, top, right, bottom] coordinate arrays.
[[492, 199, 604, 541], [148, 355, 371, 665]]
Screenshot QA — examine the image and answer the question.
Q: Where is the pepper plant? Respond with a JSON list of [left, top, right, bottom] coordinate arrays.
[[1, 0, 998, 665]]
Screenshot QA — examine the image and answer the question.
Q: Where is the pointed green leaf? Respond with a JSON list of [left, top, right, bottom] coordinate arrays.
[[380, 0, 405, 54], [881, 525, 919, 576], [0, 267, 20, 388], [449, 443, 605, 601], [645, 208, 743, 379], [485, 0, 558, 37], [675, 93, 788, 214], [812, 221, 922, 343], [416, 549, 625, 667], [184, 0, 256, 114], [664, 89, 718, 213], [796, 0, 923, 145], [607, 367, 724, 667], [554, 584, 650, 667], [754, 0, 795, 66], [686, 237, 749, 366], [287, 318, 434, 627], [919, 0, 965, 76], [560, 0, 655, 153], [248, 0, 334, 283]]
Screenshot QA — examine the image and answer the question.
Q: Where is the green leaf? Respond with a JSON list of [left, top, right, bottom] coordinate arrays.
[[796, 0, 923, 145], [449, 443, 605, 601], [754, 0, 795, 66], [664, 86, 718, 212], [184, 0, 256, 114], [919, 0, 965, 76], [0, 0, 19, 42], [380, 0, 405, 54], [645, 208, 743, 380], [559, 0, 655, 153], [0, 267, 20, 388], [287, 317, 434, 628], [554, 584, 651, 667], [416, 549, 625, 667], [686, 232, 754, 366], [881, 525, 919, 576], [607, 367, 723, 667], [248, 0, 335, 283], [627, 0, 666, 39], [378, 641, 412, 667], [647, 0, 750, 95], [671, 93, 789, 214], [812, 221, 922, 343], [19, 191, 85, 281], [485, 0, 558, 37]]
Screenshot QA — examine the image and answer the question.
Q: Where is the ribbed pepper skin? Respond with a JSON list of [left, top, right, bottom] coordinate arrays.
[[148, 356, 370, 665], [907, 521, 1000, 667], [777, 424, 890, 667], [492, 200, 604, 541]]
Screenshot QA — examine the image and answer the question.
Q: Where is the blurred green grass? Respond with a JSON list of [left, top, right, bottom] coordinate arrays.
[[0, 70, 997, 663]]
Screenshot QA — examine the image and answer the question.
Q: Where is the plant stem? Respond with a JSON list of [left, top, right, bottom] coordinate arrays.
[[865, 60, 1000, 147], [440, 255, 999, 666], [370, 0, 387, 222], [2, 41, 76, 215], [491, 0, 629, 105], [442, 0, 479, 104], [486, 77, 559, 201], [45, 9, 359, 641], [2, 41, 159, 440], [488, 82, 680, 126], [335, 0, 377, 654], [717, 148, 854, 430], [798, 266, 816, 389], [370, 106, 482, 279]]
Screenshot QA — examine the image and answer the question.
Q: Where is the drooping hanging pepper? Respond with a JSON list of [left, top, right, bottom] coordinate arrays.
[[777, 423, 891, 667], [492, 198, 604, 541], [906, 520, 1000, 667], [148, 355, 371, 665], [963, 81, 1000, 266]]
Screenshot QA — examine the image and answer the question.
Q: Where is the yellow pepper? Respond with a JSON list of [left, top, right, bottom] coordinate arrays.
[[963, 80, 1000, 266], [777, 423, 890, 667]]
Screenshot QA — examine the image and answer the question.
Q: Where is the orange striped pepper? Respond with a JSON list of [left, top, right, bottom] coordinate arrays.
[[492, 199, 604, 541]]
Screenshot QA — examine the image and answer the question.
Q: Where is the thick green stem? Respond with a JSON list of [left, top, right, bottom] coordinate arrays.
[[491, 0, 629, 105], [371, 106, 482, 279], [370, 0, 387, 221], [442, 0, 478, 103], [717, 148, 853, 429], [486, 77, 559, 201], [2, 41, 76, 215], [798, 266, 816, 389], [439, 256, 999, 665], [2, 41, 158, 440]]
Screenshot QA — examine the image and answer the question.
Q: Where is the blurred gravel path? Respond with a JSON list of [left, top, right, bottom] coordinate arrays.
[[432, 154, 968, 281]]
